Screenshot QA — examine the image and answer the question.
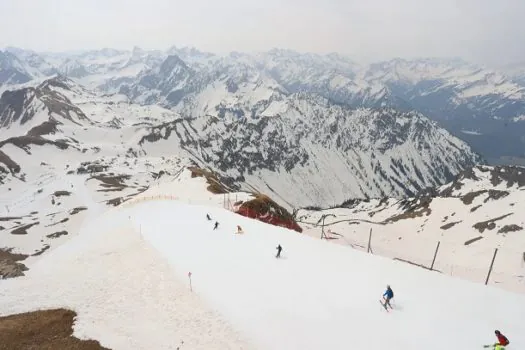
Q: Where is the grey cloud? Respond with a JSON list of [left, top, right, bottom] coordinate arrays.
[[0, 0, 523, 65]]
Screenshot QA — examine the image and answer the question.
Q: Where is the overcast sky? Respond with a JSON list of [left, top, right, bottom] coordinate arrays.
[[0, 0, 523, 66]]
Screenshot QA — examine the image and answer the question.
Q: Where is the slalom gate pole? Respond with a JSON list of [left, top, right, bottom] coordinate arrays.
[[485, 248, 498, 285], [430, 241, 441, 271]]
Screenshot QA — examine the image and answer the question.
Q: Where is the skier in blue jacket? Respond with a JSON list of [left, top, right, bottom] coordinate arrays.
[[382, 285, 394, 309]]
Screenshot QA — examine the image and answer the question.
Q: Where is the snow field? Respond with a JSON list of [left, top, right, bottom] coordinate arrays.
[[127, 200, 525, 350], [0, 208, 253, 350]]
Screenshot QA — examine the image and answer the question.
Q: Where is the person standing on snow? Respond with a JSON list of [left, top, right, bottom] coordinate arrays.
[[213, 221, 219, 230], [382, 285, 394, 309], [206, 214, 211, 220], [491, 330, 509, 349], [276, 244, 282, 258]]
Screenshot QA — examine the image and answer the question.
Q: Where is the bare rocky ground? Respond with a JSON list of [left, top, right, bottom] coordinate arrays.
[[0, 309, 110, 350]]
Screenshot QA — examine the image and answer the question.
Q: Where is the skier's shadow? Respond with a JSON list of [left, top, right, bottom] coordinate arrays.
[[391, 302, 403, 311]]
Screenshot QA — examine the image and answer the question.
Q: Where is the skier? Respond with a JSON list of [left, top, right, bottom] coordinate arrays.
[[213, 221, 219, 230], [491, 330, 509, 349], [276, 244, 282, 258], [206, 214, 211, 220], [382, 285, 394, 309], [236, 225, 243, 234]]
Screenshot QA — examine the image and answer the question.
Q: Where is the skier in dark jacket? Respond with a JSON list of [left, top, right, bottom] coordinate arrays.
[[206, 214, 211, 220], [382, 285, 394, 309], [213, 221, 219, 230], [276, 244, 282, 258]]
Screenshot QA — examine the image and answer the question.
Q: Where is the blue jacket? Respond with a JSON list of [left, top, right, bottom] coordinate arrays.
[[383, 288, 394, 299]]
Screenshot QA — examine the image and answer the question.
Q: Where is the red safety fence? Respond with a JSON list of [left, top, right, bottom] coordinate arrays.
[[235, 207, 302, 233]]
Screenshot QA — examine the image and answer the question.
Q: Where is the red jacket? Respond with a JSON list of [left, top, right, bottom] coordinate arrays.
[[496, 333, 509, 345]]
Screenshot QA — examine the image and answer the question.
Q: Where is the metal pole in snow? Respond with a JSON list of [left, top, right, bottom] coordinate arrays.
[[188, 272, 193, 292], [367, 228, 373, 253], [430, 241, 441, 271], [485, 248, 498, 285]]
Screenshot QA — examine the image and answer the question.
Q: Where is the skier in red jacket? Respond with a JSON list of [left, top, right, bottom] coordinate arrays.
[[493, 330, 509, 349]]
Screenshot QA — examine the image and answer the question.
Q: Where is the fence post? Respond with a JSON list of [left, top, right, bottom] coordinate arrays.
[[367, 228, 372, 253], [430, 241, 441, 271], [485, 248, 498, 285]]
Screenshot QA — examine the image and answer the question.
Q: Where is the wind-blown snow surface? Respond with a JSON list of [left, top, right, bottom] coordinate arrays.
[[2, 197, 525, 349]]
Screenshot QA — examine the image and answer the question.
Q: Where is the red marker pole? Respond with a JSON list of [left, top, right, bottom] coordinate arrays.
[[188, 272, 193, 292]]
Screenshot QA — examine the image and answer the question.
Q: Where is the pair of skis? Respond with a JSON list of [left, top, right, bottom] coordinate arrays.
[[379, 298, 393, 312]]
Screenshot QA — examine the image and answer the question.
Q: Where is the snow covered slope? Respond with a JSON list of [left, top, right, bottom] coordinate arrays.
[[362, 58, 525, 162], [298, 165, 525, 294], [1, 193, 524, 349], [0, 76, 482, 210]]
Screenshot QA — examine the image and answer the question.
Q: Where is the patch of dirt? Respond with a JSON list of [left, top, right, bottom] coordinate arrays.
[[0, 308, 110, 350], [26, 120, 59, 137], [69, 207, 87, 215], [11, 222, 39, 235], [91, 174, 130, 191], [460, 190, 486, 205], [440, 221, 461, 230], [106, 197, 129, 206], [386, 198, 432, 223], [0, 149, 21, 173], [0, 135, 68, 152], [188, 166, 230, 194], [76, 162, 109, 175], [473, 213, 513, 233], [464, 236, 483, 245], [46, 217, 69, 227], [47, 230, 68, 239], [53, 190, 71, 197], [0, 248, 28, 279], [31, 245, 50, 256], [470, 205, 482, 212], [0, 216, 23, 222], [484, 189, 510, 203], [498, 224, 523, 234]]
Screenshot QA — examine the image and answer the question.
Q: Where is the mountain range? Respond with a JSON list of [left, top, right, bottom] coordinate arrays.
[[2, 46, 525, 165]]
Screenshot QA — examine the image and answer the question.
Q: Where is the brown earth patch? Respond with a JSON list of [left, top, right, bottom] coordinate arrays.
[[46, 217, 69, 227], [0, 216, 23, 222], [464, 236, 483, 245], [188, 167, 229, 194], [26, 120, 59, 137], [0, 248, 28, 279], [0, 135, 68, 151], [440, 221, 461, 230], [0, 149, 20, 173], [473, 213, 513, 233], [11, 222, 39, 235], [386, 199, 432, 223], [69, 207, 87, 215], [484, 189, 510, 203], [53, 190, 71, 197], [47, 231, 68, 239], [0, 308, 110, 350], [106, 197, 130, 206], [470, 205, 482, 212], [498, 224, 523, 234], [32, 245, 50, 256], [91, 174, 130, 191], [460, 190, 486, 205]]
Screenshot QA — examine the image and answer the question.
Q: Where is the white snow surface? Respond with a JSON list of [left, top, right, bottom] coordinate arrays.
[[1, 195, 524, 349]]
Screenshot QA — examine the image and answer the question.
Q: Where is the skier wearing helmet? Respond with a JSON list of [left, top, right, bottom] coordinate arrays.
[[492, 330, 509, 349]]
